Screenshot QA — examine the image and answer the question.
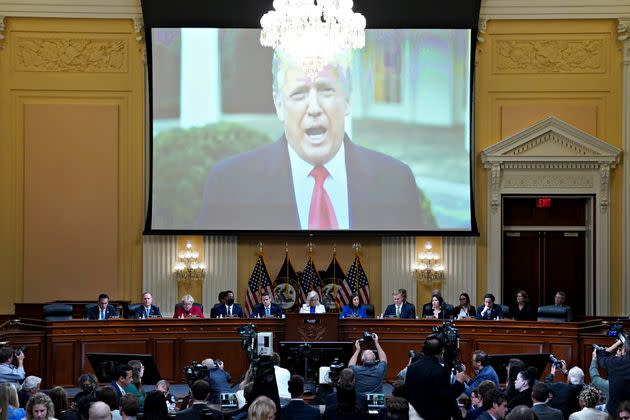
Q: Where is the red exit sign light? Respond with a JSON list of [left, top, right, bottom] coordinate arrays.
[[537, 197, 551, 208]]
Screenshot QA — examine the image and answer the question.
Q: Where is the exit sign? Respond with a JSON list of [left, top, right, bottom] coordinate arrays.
[[537, 197, 552, 208]]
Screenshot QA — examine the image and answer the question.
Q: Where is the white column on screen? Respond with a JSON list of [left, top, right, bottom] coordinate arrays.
[[143, 235, 178, 317], [442, 237, 477, 307], [381, 237, 415, 314], [180, 28, 220, 128], [203, 236, 238, 316]]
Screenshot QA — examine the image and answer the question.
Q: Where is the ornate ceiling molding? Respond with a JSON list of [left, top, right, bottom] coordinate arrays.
[[480, 0, 630, 20], [0, 0, 141, 19]]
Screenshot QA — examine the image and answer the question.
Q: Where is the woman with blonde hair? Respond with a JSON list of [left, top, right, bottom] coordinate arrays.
[[0, 383, 25, 420], [247, 396, 276, 420], [299, 291, 326, 314], [25, 393, 56, 420]]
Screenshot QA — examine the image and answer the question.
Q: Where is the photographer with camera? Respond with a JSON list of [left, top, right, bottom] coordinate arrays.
[[202, 358, 234, 404], [543, 357, 584, 418], [405, 334, 466, 419], [0, 346, 25, 386], [348, 332, 388, 394], [596, 337, 630, 416]]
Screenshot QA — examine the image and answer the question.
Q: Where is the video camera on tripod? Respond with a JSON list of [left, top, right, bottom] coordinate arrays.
[[431, 322, 464, 372]]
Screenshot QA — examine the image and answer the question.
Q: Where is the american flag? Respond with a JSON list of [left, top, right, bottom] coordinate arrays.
[[245, 255, 273, 317], [300, 256, 322, 304], [337, 255, 370, 307]]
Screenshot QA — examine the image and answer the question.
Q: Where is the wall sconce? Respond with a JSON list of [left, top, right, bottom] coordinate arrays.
[[414, 242, 445, 281], [174, 241, 206, 283]]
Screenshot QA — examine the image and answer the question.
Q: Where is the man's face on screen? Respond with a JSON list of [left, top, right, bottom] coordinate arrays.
[[274, 64, 350, 166]]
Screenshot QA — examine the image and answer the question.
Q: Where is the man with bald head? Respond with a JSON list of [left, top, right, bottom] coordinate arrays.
[[89, 401, 112, 420], [348, 332, 388, 394]]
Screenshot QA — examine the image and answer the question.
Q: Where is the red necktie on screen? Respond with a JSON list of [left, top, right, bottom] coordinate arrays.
[[308, 166, 338, 229]]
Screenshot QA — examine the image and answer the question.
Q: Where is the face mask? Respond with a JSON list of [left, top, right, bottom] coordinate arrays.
[[82, 383, 95, 393], [226, 298, 235, 306]]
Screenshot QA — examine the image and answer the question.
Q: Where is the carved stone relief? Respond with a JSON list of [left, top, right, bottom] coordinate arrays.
[[502, 174, 594, 189], [494, 39, 604, 73], [15, 37, 127, 72]]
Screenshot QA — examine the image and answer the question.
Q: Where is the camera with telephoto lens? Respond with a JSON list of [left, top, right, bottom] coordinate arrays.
[[12, 346, 26, 368], [328, 358, 345, 385], [360, 331, 375, 344], [549, 354, 564, 370], [408, 350, 417, 359], [592, 344, 606, 352], [183, 362, 209, 386]]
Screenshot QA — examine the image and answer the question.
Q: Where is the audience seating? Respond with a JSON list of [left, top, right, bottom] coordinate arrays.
[[498, 304, 511, 318], [42, 303, 73, 321], [537, 305, 574, 322]]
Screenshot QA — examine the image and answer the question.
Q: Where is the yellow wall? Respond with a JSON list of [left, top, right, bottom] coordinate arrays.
[[0, 18, 145, 313], [474, 19, 623, 313], [0, 17, 625, 315]]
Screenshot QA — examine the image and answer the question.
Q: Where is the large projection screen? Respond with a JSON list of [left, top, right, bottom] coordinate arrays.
[[143, 0, 481, 235]]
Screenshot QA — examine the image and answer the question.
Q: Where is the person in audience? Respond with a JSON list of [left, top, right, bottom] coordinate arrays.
[[74, 374, 99, 405], [383, 397, 409, 420], [531, 383, 564, 420], [466, 381, 498, 420], [175, 380, 222, 420], [505, 405, 537, 420], [299, 291, 326, 314], [155, 380, 177, 413], [454, 293, 477, 319], [25, 392, 55, 420], [124, 360, 145, 409], [49, 386, 80, 420], [0, 347, 25, 387], [252, 292, 284, 318], [505, 358, 525, 399], [132, 292, 161, 319], [507, 367, 537, 409], [348, 333, 388, 394], [230, 382, 255, 420], [324, 368, 368, 413], [465, 350, 499, 396], [422, 293, 447, 319], [210, 291, 228, 318], [270, 353, 291, 404], [377, 381, 420, 420], [340, 294, 367, 318], [142, 391, 168, 420], [0, 383, 26, 420], [382, 290, 416, 319], [88, 401, 112, 420], [568, 385, 607, 420], [405, 335, 466, 420], [97, 387, 120, 418], [619, 401, 630, 420], [590, 346, 616, 407], [544, 361, 584, 417], [280, 375, 321, 420], [173, 295, 204, 318], [86, 293, 118, 320], [18, 376, 41, 408], [476, 293, 504, 320], [323, 383, 366, 420], [118, 394, 139, 420], [108, 365, 132, 404], [511, 290, 536, 321], [77, 395, 97, 420], [204, 358, 233, 404], [234, 366, 256, 409], [247, 396, 277, 420], [212, 290, 244, 318], [478, 388, 508, 420]]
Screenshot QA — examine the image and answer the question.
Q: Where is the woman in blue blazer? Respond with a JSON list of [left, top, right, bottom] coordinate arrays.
[[339, 294, 367, 318]]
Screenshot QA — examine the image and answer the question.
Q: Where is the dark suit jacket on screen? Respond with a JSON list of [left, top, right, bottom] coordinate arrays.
[[251, 302, 283, 318], [281, 399, 321, 420], [86, 305, 118, 320], [175, 402, 222, 420], [383, 303, 416, 319], [212, 304, 244, 318], [198, 136, 431, 230]]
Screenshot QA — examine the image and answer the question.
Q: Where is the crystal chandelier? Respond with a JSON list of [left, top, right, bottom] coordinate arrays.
[[414, 242, 445, 282], [174, 241, 206, 283], [260, 0, 366, 79]]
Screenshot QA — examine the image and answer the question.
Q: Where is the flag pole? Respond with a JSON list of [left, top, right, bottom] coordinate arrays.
[[353, 242, 361, 292], [257, 242, 264, 297]]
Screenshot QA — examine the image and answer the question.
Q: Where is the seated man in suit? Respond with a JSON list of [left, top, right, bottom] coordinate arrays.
[[133, 292, 161, 319], [280, 375, 320, 420], [252, 292, 283, 318], [210, 291, 228, 319], [213, 290, 244, 318], [173, 294, 204, 318], [382, 290, 416, 318], [109, 364, 133, 405], [175, 379, 222, 420], [531, 382, 564, 420], [476, 293, 504, 320], [477, 389, 508, 420], [86, 293, 118, 320]]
